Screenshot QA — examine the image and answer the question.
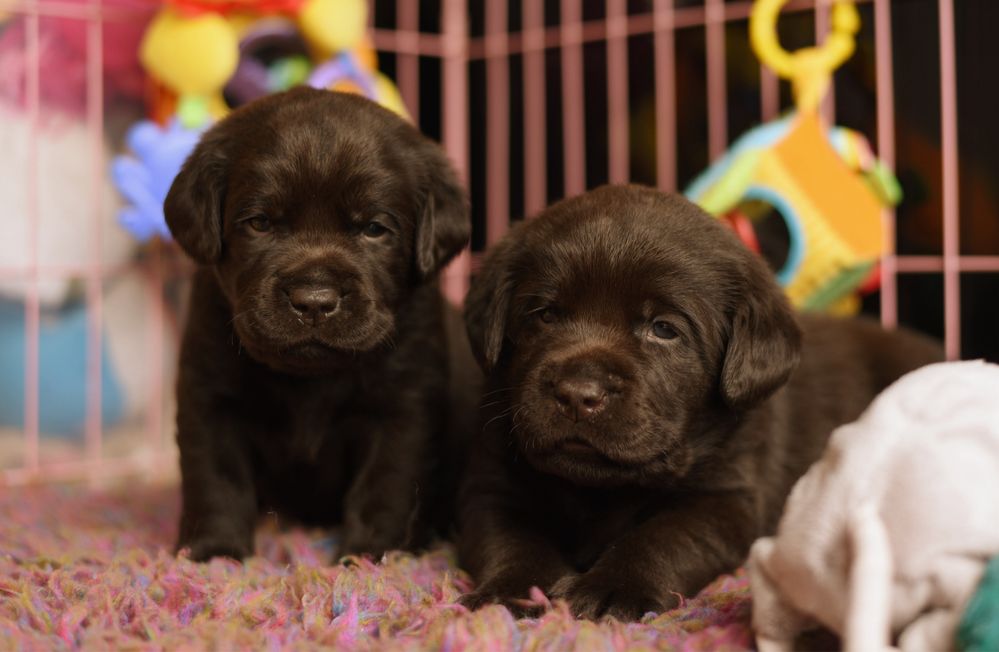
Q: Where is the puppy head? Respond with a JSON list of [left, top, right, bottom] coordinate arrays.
[[165, 88, 469, 374], [465, 185, 800, 487]]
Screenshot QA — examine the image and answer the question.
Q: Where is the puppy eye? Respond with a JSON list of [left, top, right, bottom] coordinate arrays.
[[362, 221, 389, 238], [247, 216, 272, 233], [538, 307, 557, 324], [651, 320, 679, 340]]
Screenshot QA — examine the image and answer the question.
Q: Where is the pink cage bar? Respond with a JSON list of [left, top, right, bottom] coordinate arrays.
[[1, 0, 996, 487]]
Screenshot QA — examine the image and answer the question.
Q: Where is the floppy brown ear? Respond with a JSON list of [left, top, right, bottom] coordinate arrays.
[[164, 127, 230, 265], [414, 143, 471, 279], [720, 259, 802, 410], [464, 234, 518, 372]]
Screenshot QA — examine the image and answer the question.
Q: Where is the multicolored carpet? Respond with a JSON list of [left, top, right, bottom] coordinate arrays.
[[0, 483, 753, 650]]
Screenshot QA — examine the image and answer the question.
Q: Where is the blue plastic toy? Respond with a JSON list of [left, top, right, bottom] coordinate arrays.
[[112, 119, 205, 241]]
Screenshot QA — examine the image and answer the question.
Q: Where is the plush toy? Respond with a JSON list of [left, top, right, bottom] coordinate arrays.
[[685, 0, 899, 315], [0, 4, 146, 304], [748, 360, 999, 652], [0, 8, 174, 438]]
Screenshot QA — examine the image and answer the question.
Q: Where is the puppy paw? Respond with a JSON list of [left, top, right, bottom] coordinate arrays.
[[458, 580, 548, 618], [337, 539, 389, 561], [550, 572, 675, 622], [458, 586, 504, 611], [339, 506, 425, 560], [337, 522, 398, 560], [181, 536, 252, 563]]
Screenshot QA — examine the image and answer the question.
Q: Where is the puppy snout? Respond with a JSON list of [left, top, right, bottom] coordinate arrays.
[[554, 377, 609, 421], [287, 286, 341, 323]]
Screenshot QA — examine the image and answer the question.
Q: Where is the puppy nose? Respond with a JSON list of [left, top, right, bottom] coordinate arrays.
[[554, 378, 609, 422], [287, 287, 340, 322]]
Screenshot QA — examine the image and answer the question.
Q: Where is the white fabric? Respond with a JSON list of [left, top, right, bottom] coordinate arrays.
[[749, 360, 999, 652]]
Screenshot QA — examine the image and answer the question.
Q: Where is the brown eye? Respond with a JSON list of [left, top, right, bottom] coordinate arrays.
[[652, 320, 678, 340], [539, 307, 557, 324], [247, 216, 272, 233], [362, 221, 389, 238]]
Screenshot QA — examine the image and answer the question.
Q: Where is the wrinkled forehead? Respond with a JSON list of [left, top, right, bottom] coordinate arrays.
[[227, 124, 418, 215], [519, 215, 726, 310]]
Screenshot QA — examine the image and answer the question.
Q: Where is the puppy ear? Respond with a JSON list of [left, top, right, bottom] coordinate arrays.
[[164, 128, 229, 265], [720, 260, 802, 410], [414, 144, 471, 278], [464, 234, 517, 372]]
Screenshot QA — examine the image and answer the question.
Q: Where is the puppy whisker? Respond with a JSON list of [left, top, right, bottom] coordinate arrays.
[[480, 386, 515, 400], [479, 399, 512, 410], [481, 407, 514, 434]]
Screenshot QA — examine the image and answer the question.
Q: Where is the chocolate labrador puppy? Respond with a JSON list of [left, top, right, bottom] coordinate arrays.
[[458, 185, 942, 620], [164, 87, 472, 562]]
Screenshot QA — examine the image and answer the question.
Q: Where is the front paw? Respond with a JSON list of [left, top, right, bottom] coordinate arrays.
[[338, 534, 389, 560], [550, 570, 676, 621], [177, 513, 254, 562], [180, 534, 252, 563], [459, 579, 549, 618], [339, 501, 425, 559], [338, 515, 403, 559]]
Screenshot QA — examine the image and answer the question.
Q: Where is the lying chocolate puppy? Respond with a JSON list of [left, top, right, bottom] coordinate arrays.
[[458, 185, 942, 620], [164, 87, 472, 562]]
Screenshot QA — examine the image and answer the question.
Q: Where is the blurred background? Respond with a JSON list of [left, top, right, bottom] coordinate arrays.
[[0, 0, 996, 485]]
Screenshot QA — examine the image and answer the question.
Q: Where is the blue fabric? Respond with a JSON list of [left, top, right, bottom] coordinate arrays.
[[958, 555, 999, 652], [0, 299, 126, 437]]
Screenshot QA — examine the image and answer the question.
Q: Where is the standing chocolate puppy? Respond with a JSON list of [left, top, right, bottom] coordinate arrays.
[[458, 185, 942, 620], [165, 88, 471, 562]]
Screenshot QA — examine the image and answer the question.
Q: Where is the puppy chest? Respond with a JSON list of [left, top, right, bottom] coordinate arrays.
[[241, 383, 359, 465], [248, 397, 359, 523], [545, 488, 648, 569]]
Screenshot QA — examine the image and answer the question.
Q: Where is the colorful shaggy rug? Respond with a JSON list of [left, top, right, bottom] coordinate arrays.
[[0, 483, 754, 650]]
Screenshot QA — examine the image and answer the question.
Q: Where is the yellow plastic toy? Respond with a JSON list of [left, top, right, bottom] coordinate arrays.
[[139, 0, 408, 127], [685, 0, 900, 314], [112, 0, 410, 244]]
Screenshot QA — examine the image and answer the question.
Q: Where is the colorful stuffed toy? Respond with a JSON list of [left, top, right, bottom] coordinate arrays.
[[139, 0, 376, 126], [113, 0, 408, 241], [686, 0, 899, 315], [0, 3, 146, 304], [0, 5, 171, 437], [749, 361, 999, 652]]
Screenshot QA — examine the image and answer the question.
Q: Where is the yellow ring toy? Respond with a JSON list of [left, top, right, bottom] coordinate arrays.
[[750, 0, 860, 113]]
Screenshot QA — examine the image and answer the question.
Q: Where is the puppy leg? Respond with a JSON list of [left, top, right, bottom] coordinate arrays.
[[176, 417, 257, 562], [457, 466, 576, 615], [458, 510, 576, 616], [339, 418, 432, 558], [555, 492, 758, 621]]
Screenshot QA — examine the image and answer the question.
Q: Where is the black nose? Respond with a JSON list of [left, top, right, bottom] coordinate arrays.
[[553, 377, 609, 422], [287, 287, 340, 323]]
